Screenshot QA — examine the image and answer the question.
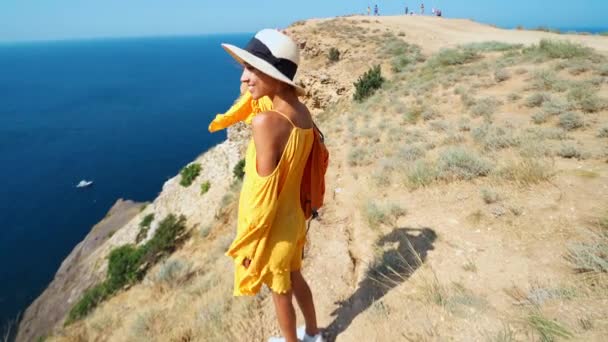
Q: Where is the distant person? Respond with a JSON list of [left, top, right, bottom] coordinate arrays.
[[436, 9, 442, 17], [367, 6, 371, 16], [421, 3, 425, 15], [374, 4, 379, 16], [405, 6, 409, 15], [432, 7, 436, 15]]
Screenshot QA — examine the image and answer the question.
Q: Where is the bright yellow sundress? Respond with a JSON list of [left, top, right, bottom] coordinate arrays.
[[225, 111, 314, 296]]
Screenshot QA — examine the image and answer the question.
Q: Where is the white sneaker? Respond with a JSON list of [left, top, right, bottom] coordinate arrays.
[[297, 326, 325, 342]]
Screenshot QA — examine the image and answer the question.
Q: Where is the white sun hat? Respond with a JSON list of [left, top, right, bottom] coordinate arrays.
[[222, 29, 306, 96]]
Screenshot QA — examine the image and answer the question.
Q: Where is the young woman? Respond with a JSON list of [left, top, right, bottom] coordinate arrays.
[[222, 29, 324, 342]]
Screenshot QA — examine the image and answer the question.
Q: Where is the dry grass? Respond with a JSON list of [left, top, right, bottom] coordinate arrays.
[[44, 21, 608, 341]]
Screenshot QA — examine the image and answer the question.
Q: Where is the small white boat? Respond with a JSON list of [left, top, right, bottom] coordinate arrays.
[[76, 180, 94, 188]]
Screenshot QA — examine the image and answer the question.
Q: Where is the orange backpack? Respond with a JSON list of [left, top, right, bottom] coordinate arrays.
[[300, 122, 329, 221]]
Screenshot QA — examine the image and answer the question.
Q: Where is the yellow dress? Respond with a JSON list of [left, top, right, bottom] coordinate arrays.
[[225, 111, 314, 296]]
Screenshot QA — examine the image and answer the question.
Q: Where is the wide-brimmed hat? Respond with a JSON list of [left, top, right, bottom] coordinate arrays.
[[222, 29, 306, 96]]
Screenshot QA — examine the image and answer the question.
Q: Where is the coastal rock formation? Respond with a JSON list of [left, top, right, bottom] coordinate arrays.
[[16, 199, 143, 342]]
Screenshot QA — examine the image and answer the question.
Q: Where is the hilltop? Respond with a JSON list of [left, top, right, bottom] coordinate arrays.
[[16, 15, 608, 341]]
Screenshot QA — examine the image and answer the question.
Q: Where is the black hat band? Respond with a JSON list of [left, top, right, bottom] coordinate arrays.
[[245, 38, 298, 80]]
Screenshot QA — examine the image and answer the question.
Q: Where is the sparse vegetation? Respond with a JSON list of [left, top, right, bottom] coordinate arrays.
[[364, 201, 406, 229], [524, 39, 592, 60], [498, 158, 552, 185], [532, 111, 549, 124], [353, 65, 385, 102], [558, 112, 583, 131], [566, 225, 608, 273], [437, 147, 492, 180], [472, 125, 519, 151], [525, 92, 551, 108], [557, 144, 582, 159], [403, 160, 438, 189], [427, 47, 480, 68], [66, 214, 187, 324], [526, 311, 573, 342], [328, 47, 340, 62], [462, 41, 522, 52], [480, 188, 500, 204], [470, 97, 500, 120], [153, 258, 192, 288], [494, 69, 510, 82], [180, 163, 201, 187]]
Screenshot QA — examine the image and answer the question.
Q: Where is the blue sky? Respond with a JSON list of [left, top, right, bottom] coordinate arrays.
[[1, 1, 606, 42]]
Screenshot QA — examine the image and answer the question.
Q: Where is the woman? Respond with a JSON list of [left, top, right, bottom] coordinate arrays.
[[222, 29, 324, 342]]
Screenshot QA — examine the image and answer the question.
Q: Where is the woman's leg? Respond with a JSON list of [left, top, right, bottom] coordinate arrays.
[[291, 271, 320, 336], [271, 289, 298, 342]]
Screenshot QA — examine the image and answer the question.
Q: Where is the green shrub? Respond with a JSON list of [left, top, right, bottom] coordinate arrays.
[[462, 41, 522, 52], [526, 39, 592, 59], [348, 146, 371, 166], [403, 106, 423, 124], [530, 69, 567, 92], [566, 228, 608, 273], [233, 159, 245, 181], [153, 258, 192, 287], [107, 245, 146, 291], [494, 69, 510, 82], [140, 213, 154, 228], [532, 112, 549, 124], [470, 97, 500, 119], [144, 214, 187, 261], [498, 158, 553, 185], [179, 163, 201, 187], [364, 201, 406, 229], [422, 107, 440, 121], [526, 312, 573, 342], [558, 112, 583, 131], [65, 283, 110, 324], [507, 93, 521, 101], [200, 181, 211, 195], [480, 188, 500, 204], [437, 147, 492, 180], [398, 145, 426, 161], [353, 65, 385, 102], [328, 47, 340, 62], [136, 213, 154, 243], [557, 144, 582, 159], [525, 93, 551, 107], [542, 98, 571, 116], [579, 95, 606, 113], [405, 160, 438, 188]]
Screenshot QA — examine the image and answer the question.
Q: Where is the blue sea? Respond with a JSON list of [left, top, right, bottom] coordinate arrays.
[[0, 33, 251, 332]]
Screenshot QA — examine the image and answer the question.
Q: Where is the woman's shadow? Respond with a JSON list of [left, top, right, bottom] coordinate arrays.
[[324, 227, 437, 341]]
